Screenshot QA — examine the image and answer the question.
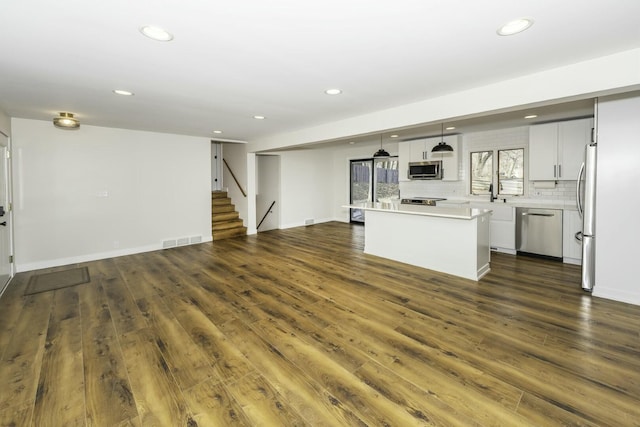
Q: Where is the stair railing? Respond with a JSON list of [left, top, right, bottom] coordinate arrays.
[[257, 201, 276, 230], [222, 158, 247, 197]]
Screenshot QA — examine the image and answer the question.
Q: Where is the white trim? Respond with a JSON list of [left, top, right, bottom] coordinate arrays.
[[280, 217, 334, 230], [15, 237, 212, 273], [593, 287, 640, 307]]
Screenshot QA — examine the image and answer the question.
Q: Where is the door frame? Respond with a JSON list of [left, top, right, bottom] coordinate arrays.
[[0, 130, 14, 297]]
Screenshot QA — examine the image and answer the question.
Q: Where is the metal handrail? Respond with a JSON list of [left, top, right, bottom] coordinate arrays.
[[257, 201, 276, 230], [222, 158, 247, 197]]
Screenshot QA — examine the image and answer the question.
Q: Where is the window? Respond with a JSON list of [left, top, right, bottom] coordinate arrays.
[[470, 148, 524, 196], [470, 151, 492, 194]]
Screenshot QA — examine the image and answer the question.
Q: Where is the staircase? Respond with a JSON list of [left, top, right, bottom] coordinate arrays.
[[211, 191, 247, 241]]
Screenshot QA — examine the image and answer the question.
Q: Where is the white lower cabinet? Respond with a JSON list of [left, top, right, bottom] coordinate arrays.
[[563, 209, 582, 264], [469, 203, 516, 254]]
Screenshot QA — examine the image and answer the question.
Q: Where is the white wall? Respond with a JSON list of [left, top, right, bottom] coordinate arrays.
[[593, 92, 640, 305], [11, 118, 212, 271], [278, 149, 335, 229]]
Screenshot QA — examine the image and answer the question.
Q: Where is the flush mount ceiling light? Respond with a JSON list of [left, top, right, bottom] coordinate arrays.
[[446, 126, 456, 130], [432, 123, 454, 152], [373, 135, 390, 157], [213, 130, 223, 134], [139, 25, 174, 41], [325, 88, 342, 95], [524, 114, 538, 119], [497, 18, 534, 36], [53, 112, 80, 129], [253, 115, 266, 120], [113, 89, 134, 96]]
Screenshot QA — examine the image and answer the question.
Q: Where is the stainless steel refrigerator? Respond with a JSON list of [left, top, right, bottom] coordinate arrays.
[[576, 123, 597, 292]]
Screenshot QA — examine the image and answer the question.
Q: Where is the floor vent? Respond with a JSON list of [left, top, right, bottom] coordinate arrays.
[[177, 237, 190, 246], [305, 219, 315, 225], [190, 236, 202, 244], [162, 239, 177, 248]]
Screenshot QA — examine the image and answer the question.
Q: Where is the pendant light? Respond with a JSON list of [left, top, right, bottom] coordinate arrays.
[[432, 123, 453, 152], [53, 112, 80, 129], [373, 135, 390, 157]]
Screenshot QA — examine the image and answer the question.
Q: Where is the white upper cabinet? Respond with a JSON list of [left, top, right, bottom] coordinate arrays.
[[398, 141, 412, 181], [529, 118, 593, 181], [399, 135, 460, 181]]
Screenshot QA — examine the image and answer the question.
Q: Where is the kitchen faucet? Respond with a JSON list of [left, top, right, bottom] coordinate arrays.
[[488, 183, 498, 202]]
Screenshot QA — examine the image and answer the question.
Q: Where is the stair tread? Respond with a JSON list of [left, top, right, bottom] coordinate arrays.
[[211, 193, 245, 240], [212, 227, 247, 241]]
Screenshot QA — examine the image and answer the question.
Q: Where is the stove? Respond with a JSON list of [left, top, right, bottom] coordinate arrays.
[[400, 197, 446, 206]]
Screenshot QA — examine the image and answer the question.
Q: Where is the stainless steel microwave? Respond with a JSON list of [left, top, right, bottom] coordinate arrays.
[[408, 161, 442, 179]]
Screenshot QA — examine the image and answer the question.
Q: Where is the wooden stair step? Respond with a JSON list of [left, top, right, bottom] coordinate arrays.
[[212, 204, 235, 214], [212, 226, 247, 241], [212, 211, 239, 222], [212, 219, 244, 231], [211, 191, 246, 240], [212, 197, 232, 206], [211, 191, 228, 199]]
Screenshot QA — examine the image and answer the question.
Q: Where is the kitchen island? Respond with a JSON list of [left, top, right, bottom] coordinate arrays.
[[345, 202, 492, 281]]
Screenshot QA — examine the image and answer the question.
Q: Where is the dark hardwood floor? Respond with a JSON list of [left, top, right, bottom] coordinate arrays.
[[0, 222, 639, 426]]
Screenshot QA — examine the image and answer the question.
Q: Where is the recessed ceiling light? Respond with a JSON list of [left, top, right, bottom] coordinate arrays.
[[325, 89, 342, 95], [390, 134, 398, 138], [213, 130, 223, 134], [446, 126, 456, 130], [253, 115, 266, 120], [349, 141, 355, 145], [140, 25, 174, 41], [524, 114, 538, 119], [497, 18, 534, 36], [113, 89, 134, 96]]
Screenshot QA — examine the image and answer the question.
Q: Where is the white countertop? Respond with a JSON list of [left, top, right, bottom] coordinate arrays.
[[344, 202, 492, 220], [434, 197, 577, 211]]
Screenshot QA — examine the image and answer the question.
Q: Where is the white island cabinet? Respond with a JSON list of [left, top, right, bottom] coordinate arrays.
[[344, 202, 491, 281]]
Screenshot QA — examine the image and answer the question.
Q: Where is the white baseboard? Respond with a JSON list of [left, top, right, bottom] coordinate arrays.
[[280, 217, 334, 230], [593, 287, 640, 306], [15, 236, 213, 273]]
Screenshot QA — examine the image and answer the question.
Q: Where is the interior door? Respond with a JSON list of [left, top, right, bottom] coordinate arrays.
[[0, 131, 13, 294]]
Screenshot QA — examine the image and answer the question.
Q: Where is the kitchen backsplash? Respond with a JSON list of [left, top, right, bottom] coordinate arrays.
[[400, 125, 578, 203]]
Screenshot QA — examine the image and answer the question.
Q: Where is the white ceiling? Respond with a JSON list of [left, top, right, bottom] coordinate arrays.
[[1, 1, 639, 147]]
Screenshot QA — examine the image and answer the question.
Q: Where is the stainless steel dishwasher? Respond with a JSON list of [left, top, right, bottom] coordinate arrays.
[[516, 207, 563, 259]]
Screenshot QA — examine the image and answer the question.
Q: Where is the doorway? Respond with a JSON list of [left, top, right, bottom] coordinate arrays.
[[256, 155, 280, 232], [0, 131, 13, 295], [350, 157, 399, 223]]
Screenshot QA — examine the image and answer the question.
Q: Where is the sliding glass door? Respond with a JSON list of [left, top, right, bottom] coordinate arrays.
[[350, 157, 399, 223]]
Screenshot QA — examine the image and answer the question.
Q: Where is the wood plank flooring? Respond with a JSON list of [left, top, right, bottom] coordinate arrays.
[[1, 221, 639, 426]]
